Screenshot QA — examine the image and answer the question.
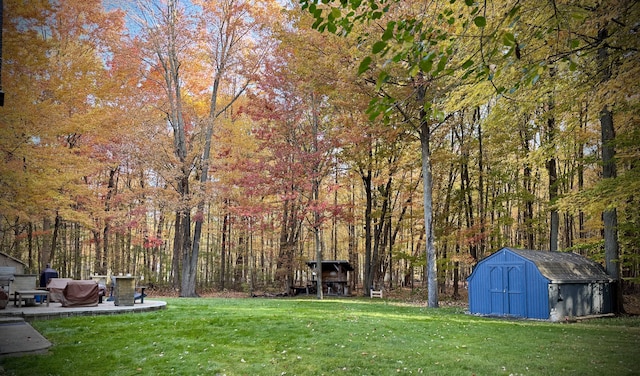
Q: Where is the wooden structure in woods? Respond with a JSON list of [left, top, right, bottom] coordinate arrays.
[[306, 260, 354, 296]]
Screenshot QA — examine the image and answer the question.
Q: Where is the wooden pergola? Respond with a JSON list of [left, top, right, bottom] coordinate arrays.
[[306, 260, 354, 296]]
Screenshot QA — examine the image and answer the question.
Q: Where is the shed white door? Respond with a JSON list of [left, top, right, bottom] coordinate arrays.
[[489, 264, 526, 316]]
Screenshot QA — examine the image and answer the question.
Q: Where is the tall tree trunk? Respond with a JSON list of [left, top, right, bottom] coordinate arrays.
[[601, 105, 621, 308], [12, 219, 22, 262], [41, 217, 51, 271], [312, 93, 323, 300], [188, 0, 262, 297], [114, 232, 122, 274], [187, 74, 222, 297], [417, 82, 438, 308], [157, 0, 192, 296], [171, 211, 182, 289], [461, 148, 476, 260], [178, 175, 195, 296], [102, 219, 110, 275], [372, 177, 392, 288], [362, 168, 373, 296], [276, 198, 301, 293], [598, 27, 623, 313], [387, 209, 393, 290], [134, 0, 192, 294], [348, 178, 358, 291], [220, 209, 229, 290], [126, 230, 132, 273], [578, 102, 587, 241], [27, 222, 33, 271], [313, 221, 323, 299], [93, 229, 102, 275], [519, 117, 535, 249], [547, 69, 559, 252], [73, 223, 81, 279], [332, 164, 339, 260], [476, 107, 486, 260], [102, 168, 117, 274], [235, 231, 245, 289], [48, 213, 61, 267]]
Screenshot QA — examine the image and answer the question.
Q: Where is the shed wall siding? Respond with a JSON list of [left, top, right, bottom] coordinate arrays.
[[523, 263, 550, 319], [550, 282, 613, 318]]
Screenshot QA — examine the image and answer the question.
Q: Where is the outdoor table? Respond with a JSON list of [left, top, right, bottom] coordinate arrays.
[[14, 290, 50, 307]]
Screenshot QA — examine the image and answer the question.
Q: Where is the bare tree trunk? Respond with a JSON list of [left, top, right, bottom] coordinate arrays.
[[101, 166, 118, 276], [347, 177, 358, 291], [27, 222, 33, 271], [461, 144, 476, 259], [220, 209, 229, 290], [151, 0, 192, 296], [519, 116, 535, 249], [171, 212, 182, 289], [332, 164, 338, 260], [114, 232, 122, 274], [314, 223, 323, 299], [49, 213, 61, 267], [598, 27, 623, 314], [93, 229, 102, 275], [362, 168, 373, 296], [188, 0, 267, 297], [312, 94, 323, 300], [276, 198, 301, 293], [235, 231, 245, 289], [546, 71, 559, 252], [73, 223, 81, 279], [41, 217, 51, 271], [178, 175, 195, 296], [372, 177, 392, 288], [476, 107, 486, 259], [12, 219, 22, 262], [417, 82, 438, 308], [578, 102, 587, 242]]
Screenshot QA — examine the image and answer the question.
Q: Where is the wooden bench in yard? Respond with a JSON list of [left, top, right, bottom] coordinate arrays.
[[370, 289, 383, 298]]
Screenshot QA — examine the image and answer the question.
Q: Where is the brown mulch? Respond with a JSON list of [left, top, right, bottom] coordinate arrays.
[[624, 293, 640, 315]]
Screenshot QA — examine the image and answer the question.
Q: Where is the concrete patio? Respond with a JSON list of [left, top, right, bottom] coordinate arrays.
[[0, 299, 167, 357], [0, 299, 167, 321]]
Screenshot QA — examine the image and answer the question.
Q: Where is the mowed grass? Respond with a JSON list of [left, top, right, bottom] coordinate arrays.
[[2, 298, 639, 376]]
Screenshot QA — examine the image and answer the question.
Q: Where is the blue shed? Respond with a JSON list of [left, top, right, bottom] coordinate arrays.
[[467, 247, 613, 320]]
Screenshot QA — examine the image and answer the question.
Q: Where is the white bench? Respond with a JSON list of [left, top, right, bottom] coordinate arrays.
[[370, 289, 383, 298]]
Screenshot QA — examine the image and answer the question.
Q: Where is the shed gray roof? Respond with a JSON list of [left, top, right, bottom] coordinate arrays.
[[506, 248, 613, 283]]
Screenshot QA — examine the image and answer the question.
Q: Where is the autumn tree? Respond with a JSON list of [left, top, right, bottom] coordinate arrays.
[[1, 0, 128, 273], [129, 0, 279, 296], [242, 74, 338, 294], [300, 0, 478, 307]]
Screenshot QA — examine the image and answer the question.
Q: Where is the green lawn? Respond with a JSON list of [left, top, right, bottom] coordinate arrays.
[[2, 298, 639, 375]]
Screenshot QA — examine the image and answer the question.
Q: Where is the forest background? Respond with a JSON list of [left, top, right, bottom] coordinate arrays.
[[0, 0, 638, 308]]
